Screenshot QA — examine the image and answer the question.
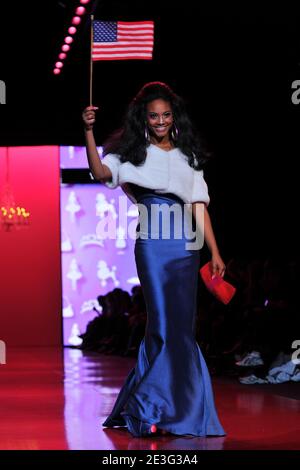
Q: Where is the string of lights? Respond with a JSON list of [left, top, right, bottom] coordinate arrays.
[[53, 0, 91, 75]]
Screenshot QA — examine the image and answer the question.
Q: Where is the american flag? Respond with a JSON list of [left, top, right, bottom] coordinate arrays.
[[92, 20, 154, 61]]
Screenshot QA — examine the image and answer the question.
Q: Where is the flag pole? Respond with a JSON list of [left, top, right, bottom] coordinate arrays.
[[89, 14, 94, 106]]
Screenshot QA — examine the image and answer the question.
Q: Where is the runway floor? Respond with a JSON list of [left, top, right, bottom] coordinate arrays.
[[0, 347, 300, 450]]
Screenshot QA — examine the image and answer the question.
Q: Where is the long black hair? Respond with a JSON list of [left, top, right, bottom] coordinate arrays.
[[103, 81, 210, 170]]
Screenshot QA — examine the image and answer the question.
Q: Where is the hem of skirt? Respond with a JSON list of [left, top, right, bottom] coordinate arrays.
[[102, 416, 126, 427], [109, 410, 227, 438]]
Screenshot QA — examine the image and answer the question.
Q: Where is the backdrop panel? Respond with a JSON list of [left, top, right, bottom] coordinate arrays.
[[0, 146, 62, 346]]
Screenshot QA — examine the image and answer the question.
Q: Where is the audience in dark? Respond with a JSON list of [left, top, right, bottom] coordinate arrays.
[[77, 255, 300, 384]]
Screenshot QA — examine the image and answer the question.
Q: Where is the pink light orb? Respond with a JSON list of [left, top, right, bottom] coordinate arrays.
[[55, 61, 63, 68], [75, 6, 86, 15], [64, 36, 73, 44], [80, 0, 90, 4], [71, 16, 81, 25], [59, 52, 67, 59], [53, 68, 61, 75], [68, 26, 77, 34], [62, 44, 70, 52]]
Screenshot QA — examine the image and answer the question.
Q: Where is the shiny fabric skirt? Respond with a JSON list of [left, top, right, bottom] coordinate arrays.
[[102, 192, 225, 437]]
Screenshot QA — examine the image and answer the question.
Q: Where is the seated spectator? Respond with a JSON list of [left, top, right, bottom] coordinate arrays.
[[123, 285, 147, 357], [97, 288, 131, 355]]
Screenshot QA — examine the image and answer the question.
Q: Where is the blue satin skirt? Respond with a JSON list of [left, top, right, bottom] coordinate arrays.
[[102, 191, 225, 437]]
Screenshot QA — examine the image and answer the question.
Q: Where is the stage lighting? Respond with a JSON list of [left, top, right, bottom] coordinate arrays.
[[71, 16, 81, 25], [75, 6, 86, 15]]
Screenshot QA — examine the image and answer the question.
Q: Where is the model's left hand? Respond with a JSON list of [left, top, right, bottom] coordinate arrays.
[[211, 252, 226, 278]]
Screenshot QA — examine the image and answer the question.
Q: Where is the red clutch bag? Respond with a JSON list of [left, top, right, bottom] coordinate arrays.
[[199, 261, 236, 304]]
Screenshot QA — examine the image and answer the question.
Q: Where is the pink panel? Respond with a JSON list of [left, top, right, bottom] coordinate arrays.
[[0, 146, 62, 346]]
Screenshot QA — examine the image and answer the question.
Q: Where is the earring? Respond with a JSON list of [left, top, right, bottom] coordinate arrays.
[[171, 123, 178, 141], [145, 126, 150, 142]]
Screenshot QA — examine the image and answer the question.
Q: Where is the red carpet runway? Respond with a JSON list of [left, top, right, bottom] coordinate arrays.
[[0, 347, 299, 450]]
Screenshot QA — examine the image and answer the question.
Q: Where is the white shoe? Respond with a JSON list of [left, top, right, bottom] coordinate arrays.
[[239, 374, 267, 385], [235, 351, 264, 367]]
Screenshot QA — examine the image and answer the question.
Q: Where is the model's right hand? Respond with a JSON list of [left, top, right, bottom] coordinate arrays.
[[82, 106, 99, 130]]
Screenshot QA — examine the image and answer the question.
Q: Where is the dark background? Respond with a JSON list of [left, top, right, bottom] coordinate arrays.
[[0, 0, 299, 260]]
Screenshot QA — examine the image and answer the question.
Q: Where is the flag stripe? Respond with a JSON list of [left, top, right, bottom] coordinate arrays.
[[93, 51, 151, 57], [93, 42, 153, 47], [92, 57, 152, 61], [118, 28, 153, 35], [118, 25, 154, 30], [118, 21, 154, 26], [93, 47, 153, 52], [118, 28, 154, 34], [92, 51, 152, 56], [92, 54, 152, 60], [118, 35, 154, 39]]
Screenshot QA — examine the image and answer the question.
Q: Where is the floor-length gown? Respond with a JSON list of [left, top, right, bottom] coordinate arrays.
[[102, 183, 225, 437]]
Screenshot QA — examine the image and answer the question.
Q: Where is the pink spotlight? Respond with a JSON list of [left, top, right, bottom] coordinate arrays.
[[59, 52, 67, 59], [72, 16, 81, 25], [55, 61, 63, 69], [53, 68, 61, 75], [75, 6, 86, 15], [68, 26, 77, 35], [62, 44, 70, 52], [80, 0, 90, 4], [64, 36, 73, 44]]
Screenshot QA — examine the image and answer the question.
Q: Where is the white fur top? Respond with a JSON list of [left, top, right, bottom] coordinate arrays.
[[101, 143, 210, 205]]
